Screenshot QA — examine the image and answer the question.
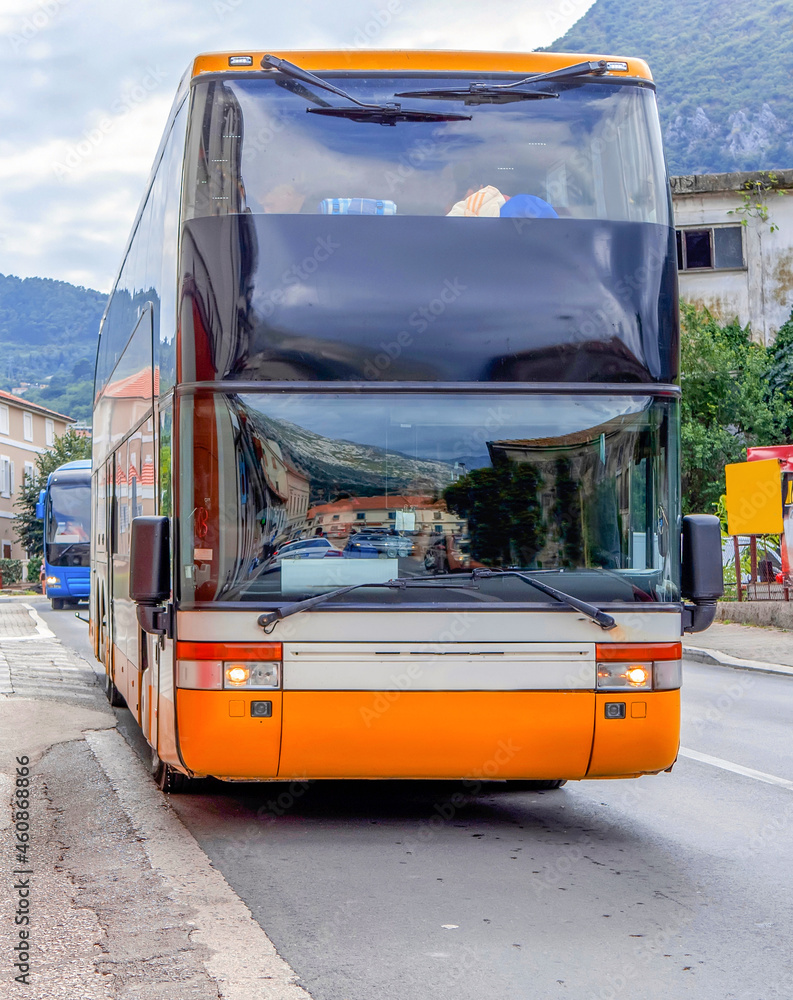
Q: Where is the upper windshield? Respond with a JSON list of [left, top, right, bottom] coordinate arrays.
[[46, 482, 90, 567], [184, 74, 669, 225], [178, 392, 679, 606]]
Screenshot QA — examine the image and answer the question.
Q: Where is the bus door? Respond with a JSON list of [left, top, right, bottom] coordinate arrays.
[[135, 422, 159, 744], [111, 439, 135, 709], [92, 459, 112, 665]]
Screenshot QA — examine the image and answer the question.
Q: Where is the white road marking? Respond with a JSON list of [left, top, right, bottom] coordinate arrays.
[[85, 729, 312, 1000], [679, 747, 793, 791]]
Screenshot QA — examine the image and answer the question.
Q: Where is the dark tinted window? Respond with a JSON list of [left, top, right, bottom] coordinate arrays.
[[684, 229, 712, 269]]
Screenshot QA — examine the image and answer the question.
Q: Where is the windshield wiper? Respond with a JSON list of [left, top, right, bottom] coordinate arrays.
[[409, 568, 616, 629], [470, 569, 616, 630], [257, 568, 616, 632], [395, 59, 609, 104], [261, 54, 472, 126], [258, 578, 494, 632], [393, 88, 559, 106]]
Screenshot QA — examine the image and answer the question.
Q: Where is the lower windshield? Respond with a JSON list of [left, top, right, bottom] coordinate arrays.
[[178, 392, 679, 606], [46, 483, 90, 568]]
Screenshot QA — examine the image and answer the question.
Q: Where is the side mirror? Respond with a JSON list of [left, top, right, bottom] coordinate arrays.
[[130, 516, 171, 635], [35, 490, 46, 520], [681, 514, 724, 633]]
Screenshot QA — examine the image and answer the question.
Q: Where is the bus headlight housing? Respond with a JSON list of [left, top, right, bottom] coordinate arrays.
[[46, 575, 61, 587], [176, 641, 282, 690], [596, 643, 682, 691]]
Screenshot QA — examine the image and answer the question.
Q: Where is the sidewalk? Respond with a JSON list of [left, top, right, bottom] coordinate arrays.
[[684, 621, 793, 676], [0, 600, 308, 1000]]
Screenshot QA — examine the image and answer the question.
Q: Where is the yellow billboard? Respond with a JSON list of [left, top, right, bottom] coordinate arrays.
[[725, 458, 783, 535]]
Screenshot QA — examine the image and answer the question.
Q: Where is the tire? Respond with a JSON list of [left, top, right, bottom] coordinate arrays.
[[104, 672, 126, 708], [152, 751, 197, 793], [50, 598, 64, 610], [508, 779, 567, 791]]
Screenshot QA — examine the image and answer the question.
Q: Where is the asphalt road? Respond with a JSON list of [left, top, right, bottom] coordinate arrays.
[[39, 599, 793, 1000]]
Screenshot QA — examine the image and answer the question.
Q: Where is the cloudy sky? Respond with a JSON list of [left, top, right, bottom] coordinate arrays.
[[0, 0, 594, 293]]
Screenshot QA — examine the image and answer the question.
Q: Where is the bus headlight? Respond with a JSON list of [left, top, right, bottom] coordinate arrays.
[[223, 662, 280, 689], [46, 575, 60, 587], [597, 661, 653, 691]]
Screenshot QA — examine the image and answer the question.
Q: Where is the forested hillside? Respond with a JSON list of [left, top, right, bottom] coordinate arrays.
[[549, 0, 793, 175], [0, 273, 105, 421]]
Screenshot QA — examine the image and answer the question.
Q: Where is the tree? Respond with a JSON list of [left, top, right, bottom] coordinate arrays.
[[680, 303, 793, 515], [13, 430, 91, 559]]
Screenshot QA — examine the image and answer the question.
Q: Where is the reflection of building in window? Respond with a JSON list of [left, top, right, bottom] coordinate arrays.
[[494, 416, 652, 569], [306, 494, 460, 540], [443, 413, 656, 571]]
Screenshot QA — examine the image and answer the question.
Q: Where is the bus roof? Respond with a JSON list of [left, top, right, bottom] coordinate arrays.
[[52, 460, 91, 473], [190, 50, 653, 82]]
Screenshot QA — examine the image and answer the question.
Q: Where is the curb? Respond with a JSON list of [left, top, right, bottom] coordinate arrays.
[[683, 645, 793, 678]]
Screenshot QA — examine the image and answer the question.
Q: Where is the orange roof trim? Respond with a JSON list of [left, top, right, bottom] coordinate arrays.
[[191, 50, 652, 82]]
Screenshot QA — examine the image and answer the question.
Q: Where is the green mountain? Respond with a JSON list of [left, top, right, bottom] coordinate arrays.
[[0, 273, 105, 422], [549, 0, 793, 175]]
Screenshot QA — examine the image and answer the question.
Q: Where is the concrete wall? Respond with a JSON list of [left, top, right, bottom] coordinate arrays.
[[716, 600, 793, 630], [672, 169, 793, 344]]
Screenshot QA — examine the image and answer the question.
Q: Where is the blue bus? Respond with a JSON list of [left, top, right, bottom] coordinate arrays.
[[36, 459, 91, 610]]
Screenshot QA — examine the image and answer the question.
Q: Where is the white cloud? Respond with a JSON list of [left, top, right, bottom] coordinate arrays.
[[0, 0, 595, 290]]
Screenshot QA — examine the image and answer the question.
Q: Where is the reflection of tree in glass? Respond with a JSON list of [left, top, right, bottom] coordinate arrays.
[[585, 478, 621, 569], [443, 462, 545, 567], [552, 459, 583, 568]]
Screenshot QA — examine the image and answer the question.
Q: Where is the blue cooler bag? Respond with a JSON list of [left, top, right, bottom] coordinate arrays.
[[319, 198, 397, 215]]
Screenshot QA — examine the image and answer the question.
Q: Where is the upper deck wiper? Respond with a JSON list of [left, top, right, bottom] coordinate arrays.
[[395, 59, 609, 104], [261, 54, 472, 126], [393, 88, 559, 106], [257, 577, 492, 633]]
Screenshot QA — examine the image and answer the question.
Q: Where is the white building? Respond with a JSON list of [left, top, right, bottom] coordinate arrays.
[[0, 390, 74, 561], [671, 168, 793, 344]]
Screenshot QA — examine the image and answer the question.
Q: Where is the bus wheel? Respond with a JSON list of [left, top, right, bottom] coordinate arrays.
[[104, 673, 125, 708], [508, 779, 567, 791], [152, 752, 196, 793], [50, 598, 64, 610]]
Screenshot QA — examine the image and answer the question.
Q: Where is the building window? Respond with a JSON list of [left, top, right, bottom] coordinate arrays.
[[387, 512, 396, 520], [332, 514, 339, 520], [356, 512, 366, 520], [676, 225, 744, 271], [24, 462, 34, 485], [2, 542, 11, 559], [433, 511, 442, 520], [23, 412, 33, 441], [0, 405, 8, 435], [45, 419, 54, 446], [0, 457, 11, 498]]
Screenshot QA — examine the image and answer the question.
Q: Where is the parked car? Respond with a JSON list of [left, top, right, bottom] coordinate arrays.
[[270, 537, 343, 564], [343, 531, 412, 558]]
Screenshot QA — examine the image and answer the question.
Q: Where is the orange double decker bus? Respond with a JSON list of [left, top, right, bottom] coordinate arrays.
[[91, 50, 722, 791]]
